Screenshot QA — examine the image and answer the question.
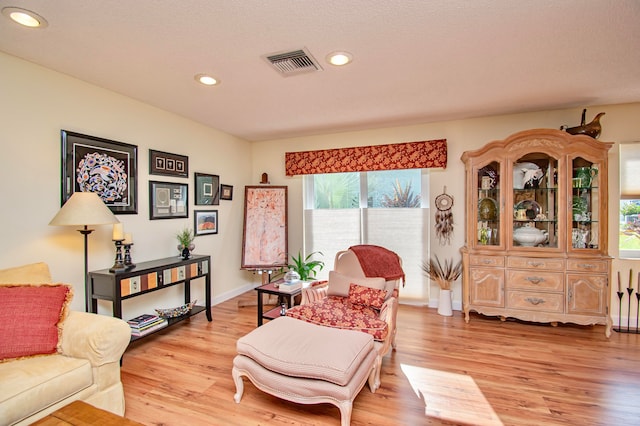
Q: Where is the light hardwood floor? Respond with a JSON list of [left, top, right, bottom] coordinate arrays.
[[120, 291, 640, 426]]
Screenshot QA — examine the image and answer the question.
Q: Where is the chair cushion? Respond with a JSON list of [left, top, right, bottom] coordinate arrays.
[[327, 270, 386, 298], [286, 297, 389, 341], [0, 354, 93, 425], [237, 316, 373, 386], [0, 283, 73, 361], [0, 262, 52, 283]]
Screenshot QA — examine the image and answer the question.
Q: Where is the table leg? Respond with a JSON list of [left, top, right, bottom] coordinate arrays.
[[257, 290, 264, 326]]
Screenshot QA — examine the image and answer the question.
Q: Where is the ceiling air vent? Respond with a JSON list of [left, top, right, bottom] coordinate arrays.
[[263, 47, 323, 76]]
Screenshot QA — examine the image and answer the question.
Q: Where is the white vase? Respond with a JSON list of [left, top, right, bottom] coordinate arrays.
[[437, 289, 453, 316]]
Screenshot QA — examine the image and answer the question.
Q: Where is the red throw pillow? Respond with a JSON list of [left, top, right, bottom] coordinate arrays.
[[0, 284, 73, 361], [348, 282, 387, 310]]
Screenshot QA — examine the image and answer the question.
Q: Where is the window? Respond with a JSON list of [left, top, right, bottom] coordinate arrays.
[[303, 169, 430, 302], [619, 142, 640, 258]]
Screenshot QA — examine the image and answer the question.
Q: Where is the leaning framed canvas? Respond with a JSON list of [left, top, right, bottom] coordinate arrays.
[[194, 210, 218, 236], [149, 149, 189, 178], [61, 130, 138, 214], [195, 172, 220, 205], [241, 185, 288, 270], [149, 181, 188, 220]]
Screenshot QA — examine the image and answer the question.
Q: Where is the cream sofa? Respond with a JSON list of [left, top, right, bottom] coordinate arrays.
[[0, 262, 131, 426]]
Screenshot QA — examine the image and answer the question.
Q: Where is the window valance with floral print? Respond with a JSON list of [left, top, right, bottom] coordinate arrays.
[[285, 139, 447, 176]]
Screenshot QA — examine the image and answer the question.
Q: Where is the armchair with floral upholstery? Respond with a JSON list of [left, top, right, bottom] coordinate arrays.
[[285, 245, 403, 390]]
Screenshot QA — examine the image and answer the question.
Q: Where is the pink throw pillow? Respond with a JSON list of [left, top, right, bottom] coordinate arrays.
[[348, 282, 386, 310], [0, 284, 73, 361]]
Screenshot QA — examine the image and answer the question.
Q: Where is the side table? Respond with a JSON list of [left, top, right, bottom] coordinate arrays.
[[255, 282, 301, 326]]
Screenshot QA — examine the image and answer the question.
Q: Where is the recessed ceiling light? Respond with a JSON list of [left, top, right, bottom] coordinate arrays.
[[2, 7, 48, 28], [194, 73, 219, 86], [326, 51, 353, 66]]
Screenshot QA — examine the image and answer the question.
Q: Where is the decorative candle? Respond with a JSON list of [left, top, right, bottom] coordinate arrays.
[[630, 269, 633, 290], [618, 271, 621, 293], [112, 223, 124, 241], [123, 233, 133, 245]]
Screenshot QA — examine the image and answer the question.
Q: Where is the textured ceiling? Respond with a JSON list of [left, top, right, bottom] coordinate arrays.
[[1, 0, 639, 141]]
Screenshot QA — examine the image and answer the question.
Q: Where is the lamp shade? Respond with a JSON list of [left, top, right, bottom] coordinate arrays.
[[50, 192, 119, 227]]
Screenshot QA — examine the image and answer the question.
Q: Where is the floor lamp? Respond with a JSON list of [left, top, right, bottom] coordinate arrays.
[[49, 192, 119, 312]]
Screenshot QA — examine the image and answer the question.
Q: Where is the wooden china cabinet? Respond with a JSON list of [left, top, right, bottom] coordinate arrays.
[[460, 129, 613, 337]]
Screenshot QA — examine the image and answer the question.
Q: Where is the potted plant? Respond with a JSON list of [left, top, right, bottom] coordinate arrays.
[[286, 251, 325, 282], [176, 227, 195, 260], [421, 255, 462, 316]]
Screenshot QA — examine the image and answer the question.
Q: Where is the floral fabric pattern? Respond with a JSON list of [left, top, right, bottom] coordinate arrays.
[[286, 296, 388, 341], [285, 139, 447, 176], [348, 283, 386, 310]]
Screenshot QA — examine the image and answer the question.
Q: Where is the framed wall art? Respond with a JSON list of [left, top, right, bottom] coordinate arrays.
[[241, 185, 288, 270], [195, 172, 220, 205], [194, 210, 218, 236], [61, 130, 138, 214], [149, 149, 189, 178], [220, 184, 233, 201], [149, 181, 188, 220]]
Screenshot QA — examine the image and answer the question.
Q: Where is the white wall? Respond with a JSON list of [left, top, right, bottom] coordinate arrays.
[[0, 52, 255, 317], [3, 49, 639, 322], [253, 103, 640, 315]]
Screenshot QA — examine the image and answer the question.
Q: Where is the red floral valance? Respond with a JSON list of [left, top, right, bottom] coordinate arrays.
[[285, 139, 447, 176]]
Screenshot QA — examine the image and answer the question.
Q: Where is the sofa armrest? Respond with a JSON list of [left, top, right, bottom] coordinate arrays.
[[60, 311, 130, 366], [300, 281, 328, 305]]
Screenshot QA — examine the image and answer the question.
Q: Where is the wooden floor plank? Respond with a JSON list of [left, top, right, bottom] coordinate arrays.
[[120, 291, 640, 425]]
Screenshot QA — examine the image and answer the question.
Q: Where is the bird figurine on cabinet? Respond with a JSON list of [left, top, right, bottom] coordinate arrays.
[[561, 109, 605, 139]]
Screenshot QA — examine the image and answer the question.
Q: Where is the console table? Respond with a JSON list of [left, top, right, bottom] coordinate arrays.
[[89, 255, 211, 340]]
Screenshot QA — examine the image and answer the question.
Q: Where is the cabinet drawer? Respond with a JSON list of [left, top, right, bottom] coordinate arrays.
[[566, 259, 608, 273], [506, 270, 564, 292], [470, 255, 505, 267], [507, 257, 564, 271], [507, 291, 564, 313]]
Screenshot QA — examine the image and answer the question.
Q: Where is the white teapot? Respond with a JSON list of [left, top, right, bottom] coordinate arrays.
[[513, 224, 548, 247]]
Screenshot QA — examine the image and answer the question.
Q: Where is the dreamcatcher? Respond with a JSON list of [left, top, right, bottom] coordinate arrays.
[[435, 188, 454, 245]]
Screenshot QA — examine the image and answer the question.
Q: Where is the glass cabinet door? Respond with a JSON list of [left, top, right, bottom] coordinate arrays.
[[476, 161, 500, 247], [571, 157, 600, 250], [512, 153, 559, 249]]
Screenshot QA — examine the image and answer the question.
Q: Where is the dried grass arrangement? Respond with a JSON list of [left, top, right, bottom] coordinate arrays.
[[421, 255, 462, 290]]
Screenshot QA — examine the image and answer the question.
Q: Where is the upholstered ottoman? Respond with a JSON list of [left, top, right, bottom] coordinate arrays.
[[232, 316, 377, 426]]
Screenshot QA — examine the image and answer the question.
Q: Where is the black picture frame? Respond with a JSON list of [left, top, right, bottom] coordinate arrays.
[[61, 130, 138, 214], [149, 181, 188, 220], [195, 172, 220, 205], [149, 149, 189, 178], [194, 210, 218, 236], [220, 184, 233, 201]]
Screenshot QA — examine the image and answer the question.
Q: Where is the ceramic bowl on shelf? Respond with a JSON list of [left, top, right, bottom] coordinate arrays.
[[513, 225, 548, 246]]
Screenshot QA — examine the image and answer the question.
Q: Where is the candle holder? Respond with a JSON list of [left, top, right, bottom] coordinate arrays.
[[109, 239, 127, 272], [123, 243, 135, 269], [636, 292, 640, 332], [613, 288, 639, 334], [616, 291, 624, 331]]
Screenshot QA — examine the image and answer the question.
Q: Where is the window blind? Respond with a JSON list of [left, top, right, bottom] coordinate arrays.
[[620, 142, 640, 199]]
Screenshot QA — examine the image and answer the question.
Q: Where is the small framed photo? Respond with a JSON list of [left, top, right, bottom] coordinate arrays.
[[149, 181, 188, 220], [220, 184, 233, 201], [61, 130, 138, 214], [194, 210, 218, 235], [195, 173, 220, 205], [149, 149, 188, 178]]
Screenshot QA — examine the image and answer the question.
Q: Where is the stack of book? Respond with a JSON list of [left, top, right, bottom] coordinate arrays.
[[278, 281, 302, 293], [127, 313, 168, 337]]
